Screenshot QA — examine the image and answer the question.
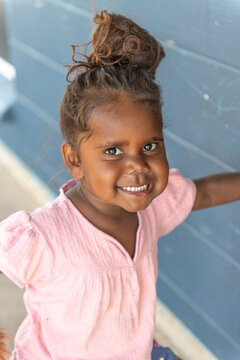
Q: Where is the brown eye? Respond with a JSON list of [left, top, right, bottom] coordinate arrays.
[[143, 143, 157, 152], [105, 147, 122, 156]]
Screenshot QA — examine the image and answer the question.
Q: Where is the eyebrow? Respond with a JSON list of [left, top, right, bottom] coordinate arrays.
[[96, 142, 127, 149], [96, 137, 164, 149]]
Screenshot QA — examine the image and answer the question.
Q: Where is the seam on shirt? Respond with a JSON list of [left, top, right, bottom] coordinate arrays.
[[47, 246, 156, 276]]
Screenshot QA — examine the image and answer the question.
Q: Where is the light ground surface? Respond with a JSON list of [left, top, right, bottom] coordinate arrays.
[[0, 162, 40, 356], [0, 147, 218, 360]]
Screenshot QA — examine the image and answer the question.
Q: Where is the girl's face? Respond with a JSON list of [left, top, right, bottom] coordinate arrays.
[[68, 98, 169, 216]]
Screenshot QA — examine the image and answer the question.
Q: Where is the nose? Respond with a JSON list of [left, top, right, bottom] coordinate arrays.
[[124, 155, 149, 175]]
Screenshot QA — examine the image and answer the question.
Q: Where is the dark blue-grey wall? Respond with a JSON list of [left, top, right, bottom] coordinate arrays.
[[1, 1, 240, 358]]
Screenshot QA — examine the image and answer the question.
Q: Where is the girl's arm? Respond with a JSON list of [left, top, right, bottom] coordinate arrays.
[[192, 172, 240, 210]]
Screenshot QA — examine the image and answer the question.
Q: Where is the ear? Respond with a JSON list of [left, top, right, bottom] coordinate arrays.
[[61, 142, 83, 180]]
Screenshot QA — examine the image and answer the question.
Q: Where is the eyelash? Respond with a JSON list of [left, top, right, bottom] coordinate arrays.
[[104, 143, 159, 156], [105, 148, 123, 156], [143, 143, 158, 152]]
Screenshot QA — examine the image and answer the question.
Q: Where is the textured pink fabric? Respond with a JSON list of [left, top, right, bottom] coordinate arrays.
[[0, 169, 196, 360]]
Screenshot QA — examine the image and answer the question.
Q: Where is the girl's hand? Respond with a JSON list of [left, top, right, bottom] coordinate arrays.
[[0, 329, 9, 360], [192, 172, 240, 210]]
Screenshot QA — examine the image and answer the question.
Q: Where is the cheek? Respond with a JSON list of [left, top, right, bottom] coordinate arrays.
[[86, 161, 122, 189], [101, 162, 122, 181], [152, 157, 169, 175], [152, 159, 169, 189]]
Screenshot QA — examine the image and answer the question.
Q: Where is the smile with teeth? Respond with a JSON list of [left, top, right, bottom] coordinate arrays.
[[120, 184, 149, 192]]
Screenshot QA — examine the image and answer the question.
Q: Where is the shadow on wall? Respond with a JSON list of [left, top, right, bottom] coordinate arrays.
[[0, 0, 9, 61]]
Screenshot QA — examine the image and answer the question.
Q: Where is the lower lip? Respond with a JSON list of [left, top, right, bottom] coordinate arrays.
[[118, 183, 153, 196]]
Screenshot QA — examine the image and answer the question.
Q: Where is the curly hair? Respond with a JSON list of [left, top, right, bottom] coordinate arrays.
[[60, 10, 165, 148]]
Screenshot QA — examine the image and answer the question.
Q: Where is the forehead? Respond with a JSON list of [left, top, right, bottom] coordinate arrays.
[[85, 100, 163, 143]]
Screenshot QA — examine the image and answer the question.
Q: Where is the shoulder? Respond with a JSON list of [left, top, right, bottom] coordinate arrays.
[[30, 194, 68, 222], [0, 209, 53, 287], [161, 168, 196, 203], [145, 168, 196, 236], [0, 194, 68, 249], [0, 210, 34, 241], [151, 168, 196, 209], [0, 188, 79, 286]]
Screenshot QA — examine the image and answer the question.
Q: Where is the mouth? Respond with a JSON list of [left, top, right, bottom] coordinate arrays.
[[117, 183, 153, 196]]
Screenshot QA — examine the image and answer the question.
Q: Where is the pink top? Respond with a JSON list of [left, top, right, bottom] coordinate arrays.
[[0, 169, 196, 360]]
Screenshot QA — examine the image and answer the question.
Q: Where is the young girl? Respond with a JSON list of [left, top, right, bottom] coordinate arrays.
[[0, 9, 239, 360]]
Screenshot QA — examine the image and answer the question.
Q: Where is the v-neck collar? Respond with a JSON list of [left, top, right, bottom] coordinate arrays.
[[60, 179, 143, 265]]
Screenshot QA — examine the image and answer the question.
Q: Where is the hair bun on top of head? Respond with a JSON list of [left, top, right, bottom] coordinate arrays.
[[66, 10, 165, 82]]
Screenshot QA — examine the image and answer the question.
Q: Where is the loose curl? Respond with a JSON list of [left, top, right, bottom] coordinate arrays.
[[61, 10, 165, 147]]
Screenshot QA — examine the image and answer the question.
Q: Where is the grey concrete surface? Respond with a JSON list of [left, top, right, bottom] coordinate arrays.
[[0, 162, 40, 357]]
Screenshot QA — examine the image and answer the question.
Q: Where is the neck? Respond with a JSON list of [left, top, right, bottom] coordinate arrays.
[[76, 183, 132, 221]]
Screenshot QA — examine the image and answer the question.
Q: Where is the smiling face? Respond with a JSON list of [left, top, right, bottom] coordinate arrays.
[[63, 97, 169, 216]]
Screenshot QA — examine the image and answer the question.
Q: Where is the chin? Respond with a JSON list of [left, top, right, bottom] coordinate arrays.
[[124, 200, 152, 213]]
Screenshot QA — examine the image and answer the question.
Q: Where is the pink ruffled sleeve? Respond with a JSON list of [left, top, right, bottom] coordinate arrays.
[[151, 168, 197, 237], [0, 211, 50, 288]]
